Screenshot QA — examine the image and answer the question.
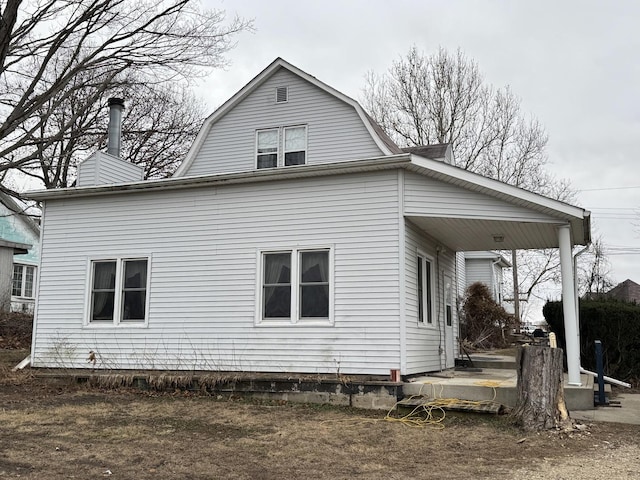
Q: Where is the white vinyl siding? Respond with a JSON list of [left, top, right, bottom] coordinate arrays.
[[404, 220, 458, 374], [465, 259, 494, 291], [403, 171, 561, 223], [77, 152, 144, 187], [464, 256, 506, 304], [184, 68, 384, 176], [32, 170, 401, 375]]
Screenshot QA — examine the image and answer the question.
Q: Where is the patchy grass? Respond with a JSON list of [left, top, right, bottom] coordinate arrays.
[[0, 351, 639, 479]]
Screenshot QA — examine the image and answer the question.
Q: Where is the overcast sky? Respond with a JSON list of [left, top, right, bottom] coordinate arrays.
[[201, 0, 640, 294]]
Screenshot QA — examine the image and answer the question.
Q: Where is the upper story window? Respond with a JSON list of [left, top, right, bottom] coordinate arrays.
[[12, 264, 35, 298], [256, 129, 279, 169], [89, 257, 149, 325], [284, 126, 306, 166], [256, 125, 307, 169]]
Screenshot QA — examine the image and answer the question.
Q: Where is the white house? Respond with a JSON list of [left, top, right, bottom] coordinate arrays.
[[28, 59, 591, 380], [464, 251, 511, 305], [0, 192, 40, 313]]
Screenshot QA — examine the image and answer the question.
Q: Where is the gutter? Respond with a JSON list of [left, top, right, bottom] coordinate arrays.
[[27, 154, 412, 201]]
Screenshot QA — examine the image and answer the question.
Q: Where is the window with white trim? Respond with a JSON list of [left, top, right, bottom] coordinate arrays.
[[89, 258, 149, 324], [284, 126, 306, 166], [256, 125, 307, 169], [12, 264, 35, 298], [417, 254, 434, 324], [256, 129, 279, 169], [260, 248, 331, 323]]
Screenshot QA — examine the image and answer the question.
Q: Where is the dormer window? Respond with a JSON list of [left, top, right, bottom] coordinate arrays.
[[256, 129, 279, 169], [256, 125, 307, 169]]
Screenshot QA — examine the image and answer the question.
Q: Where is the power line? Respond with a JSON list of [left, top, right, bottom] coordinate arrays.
[[579, 185, 640, 192]]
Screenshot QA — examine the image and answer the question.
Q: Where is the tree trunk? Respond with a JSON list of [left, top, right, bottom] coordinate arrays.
[[513, 345, 572, 431]]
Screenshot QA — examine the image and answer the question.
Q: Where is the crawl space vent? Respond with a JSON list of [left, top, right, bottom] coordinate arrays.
[[276, 86, 288, 103]]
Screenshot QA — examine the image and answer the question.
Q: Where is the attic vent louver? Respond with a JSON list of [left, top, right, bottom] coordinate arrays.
[[276, 86, 288, 103]]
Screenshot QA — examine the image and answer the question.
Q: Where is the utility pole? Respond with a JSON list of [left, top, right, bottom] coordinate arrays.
[[512, 250, 520, 325]]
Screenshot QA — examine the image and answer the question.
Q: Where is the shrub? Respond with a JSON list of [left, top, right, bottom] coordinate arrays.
[[543, 298, 640, 382], [460, 282, 516, 349], [0, 312, 33, 349]]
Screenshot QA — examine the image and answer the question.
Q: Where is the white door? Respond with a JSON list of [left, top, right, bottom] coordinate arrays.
[[444, 275, 455, 368]]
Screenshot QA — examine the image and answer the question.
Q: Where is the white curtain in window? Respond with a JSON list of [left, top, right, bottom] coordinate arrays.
[[92, 262, 116, 320], [300, 251, 327, 282], [285, 127, 305, 152], [258, 130, 278, 153]]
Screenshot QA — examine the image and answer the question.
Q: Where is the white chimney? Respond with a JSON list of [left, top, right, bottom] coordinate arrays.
[[107, 97, 124, 158]]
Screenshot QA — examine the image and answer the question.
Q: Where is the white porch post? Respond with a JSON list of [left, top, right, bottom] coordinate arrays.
[[557, 224, 581, 385]]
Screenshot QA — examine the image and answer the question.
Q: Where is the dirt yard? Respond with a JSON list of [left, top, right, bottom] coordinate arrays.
[[1, 349, 639, 479]]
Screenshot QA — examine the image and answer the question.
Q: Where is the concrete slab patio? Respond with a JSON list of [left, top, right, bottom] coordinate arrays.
[[404, 351, 595, 411]]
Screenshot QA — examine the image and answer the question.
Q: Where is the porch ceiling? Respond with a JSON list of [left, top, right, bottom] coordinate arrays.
[[406, 216, 570, 251]]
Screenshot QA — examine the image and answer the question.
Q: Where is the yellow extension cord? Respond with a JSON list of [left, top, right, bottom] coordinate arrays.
[[321, 382, 501, 429]]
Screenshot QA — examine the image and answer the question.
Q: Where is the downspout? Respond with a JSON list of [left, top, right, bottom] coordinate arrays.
[[397, 170, 407, 376], [436, 247, 444, 371], [573, 246, 589, 354], [491, 258, 501, 304], [573, 246, 631, 388]]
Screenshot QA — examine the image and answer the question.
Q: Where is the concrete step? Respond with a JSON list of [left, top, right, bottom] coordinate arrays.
[[404, 372, 595, 411]]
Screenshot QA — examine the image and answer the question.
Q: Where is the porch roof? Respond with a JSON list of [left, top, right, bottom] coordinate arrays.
[[404, 156, 591, 251]]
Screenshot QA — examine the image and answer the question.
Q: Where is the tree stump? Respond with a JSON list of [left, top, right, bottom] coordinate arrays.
[[513, 345, 572, 431]]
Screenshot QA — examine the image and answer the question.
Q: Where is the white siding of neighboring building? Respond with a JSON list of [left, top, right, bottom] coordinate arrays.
[[0, 199, 40, 312], [404, 220, 457, 374], [403, 172, 561, 223], [465, 259, 494, 292], [183, 68, 384, 177], [76, 152, 144, 187], [32, 170, 401, 375]]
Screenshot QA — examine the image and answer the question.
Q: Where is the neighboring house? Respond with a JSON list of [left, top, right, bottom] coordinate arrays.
[[605, 279, 640, 303], [0, 192, 40, 313], [464, 251, 511, 305], [28, 58, 591, 379]]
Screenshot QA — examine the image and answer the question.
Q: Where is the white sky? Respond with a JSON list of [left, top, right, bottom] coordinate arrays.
[[200, 0, 639, 304]]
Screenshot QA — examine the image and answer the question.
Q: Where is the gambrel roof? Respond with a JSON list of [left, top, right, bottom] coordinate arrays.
[[173, 58, 402, 177]]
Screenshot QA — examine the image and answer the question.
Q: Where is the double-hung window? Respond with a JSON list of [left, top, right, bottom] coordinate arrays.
[[12, 264, 35, 298], [260, 248, 332, 324], [256, 125, 307, 169], [89, 257, 149, 325], [417, 254, 434, 324], [283, 126, 306, 166], [256, 129, 279, 169]]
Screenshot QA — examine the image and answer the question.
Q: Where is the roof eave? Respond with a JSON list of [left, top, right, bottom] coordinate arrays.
[[27, 154, 413, 201]]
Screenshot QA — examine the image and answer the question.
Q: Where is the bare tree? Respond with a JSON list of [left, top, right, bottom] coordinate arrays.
[[0, 0, 251, 193], [577, 235, 614, 296], [16, 78, 206, 187], [362, 47, 578, 315], [362, 46, 570, 198]]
